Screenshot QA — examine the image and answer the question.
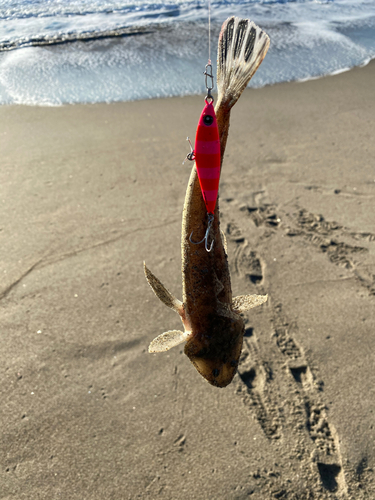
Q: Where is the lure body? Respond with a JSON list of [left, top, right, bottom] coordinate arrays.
[[194, 100, 221, 214]]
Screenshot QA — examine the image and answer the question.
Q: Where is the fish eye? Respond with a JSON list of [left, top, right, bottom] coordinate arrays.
[[203, 115, 214, 126]]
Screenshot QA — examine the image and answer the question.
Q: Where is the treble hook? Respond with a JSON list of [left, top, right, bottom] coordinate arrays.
[[189, 213, 215, 252], [182, 137, 195, 164]]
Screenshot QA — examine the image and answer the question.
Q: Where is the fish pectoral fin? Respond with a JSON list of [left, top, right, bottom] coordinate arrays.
[[149, 330, 191, 353], [144, 262, 183, 314], [232, 294, 268, 313]]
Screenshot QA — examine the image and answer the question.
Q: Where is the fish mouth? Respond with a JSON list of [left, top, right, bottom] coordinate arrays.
[[185, 347, 240, 388]]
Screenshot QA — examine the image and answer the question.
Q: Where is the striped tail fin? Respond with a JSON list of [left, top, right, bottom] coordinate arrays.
[[217, 17, 270, 110]]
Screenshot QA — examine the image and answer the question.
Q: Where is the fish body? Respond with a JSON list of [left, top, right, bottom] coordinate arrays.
[[194, 100, 221, 215], [144, 17, 270, 387]]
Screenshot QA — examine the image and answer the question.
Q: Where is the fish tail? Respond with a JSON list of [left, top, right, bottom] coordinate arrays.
[[217, 17, 270, 110]]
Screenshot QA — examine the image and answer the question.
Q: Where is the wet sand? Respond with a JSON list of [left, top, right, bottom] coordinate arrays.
[[1, 60, 375, 499]]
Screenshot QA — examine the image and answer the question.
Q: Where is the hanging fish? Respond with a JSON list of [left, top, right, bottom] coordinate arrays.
[[144, 17, 270, 387]]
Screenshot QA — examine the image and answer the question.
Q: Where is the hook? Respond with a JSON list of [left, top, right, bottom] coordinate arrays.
[[182, 137, 195, 164], [189, 213, 214, 252]]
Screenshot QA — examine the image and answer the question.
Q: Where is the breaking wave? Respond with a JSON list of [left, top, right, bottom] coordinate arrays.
[[0, 0, 374, 104]]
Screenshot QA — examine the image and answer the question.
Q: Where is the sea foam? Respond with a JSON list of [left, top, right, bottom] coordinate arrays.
[[0, 0, 374, 105]]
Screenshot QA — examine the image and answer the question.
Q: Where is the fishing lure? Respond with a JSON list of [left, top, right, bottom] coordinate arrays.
[[186, 62, 221, 252], [195, 102, 221, 214]]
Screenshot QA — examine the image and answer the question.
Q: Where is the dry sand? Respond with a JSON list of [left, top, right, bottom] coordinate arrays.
[[1, 60, 375, 499]]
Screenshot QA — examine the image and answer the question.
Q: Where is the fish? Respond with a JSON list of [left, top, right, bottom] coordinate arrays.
[[144, 17, 270, 388]]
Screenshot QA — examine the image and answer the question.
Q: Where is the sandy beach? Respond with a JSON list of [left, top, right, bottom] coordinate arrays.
[[1, 60, 375, 499]]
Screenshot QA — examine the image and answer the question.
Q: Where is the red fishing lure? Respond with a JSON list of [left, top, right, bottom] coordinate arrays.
[[185, 62, 220, 251], [194, 100, 221, 214]]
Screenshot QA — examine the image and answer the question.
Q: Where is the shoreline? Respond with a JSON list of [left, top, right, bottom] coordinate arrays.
[[1, 57, 375, 108]]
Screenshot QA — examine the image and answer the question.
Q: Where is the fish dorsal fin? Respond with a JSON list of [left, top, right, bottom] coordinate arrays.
[[220, 229, 228, 254], [144, 262, 183, 314], [149, 330, 191, 353], [217, 301, 239, 321], [232, 294, 268, 313]]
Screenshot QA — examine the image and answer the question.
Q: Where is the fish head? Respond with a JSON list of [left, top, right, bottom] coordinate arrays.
[[184, 313, 245, 388]]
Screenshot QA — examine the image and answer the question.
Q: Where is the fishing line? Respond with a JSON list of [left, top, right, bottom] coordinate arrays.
[[208, 0, 211, 64], [204, 0, 214, 102]]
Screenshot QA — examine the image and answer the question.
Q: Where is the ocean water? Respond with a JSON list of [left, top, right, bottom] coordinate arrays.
[[0, 0, 374, 105]]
